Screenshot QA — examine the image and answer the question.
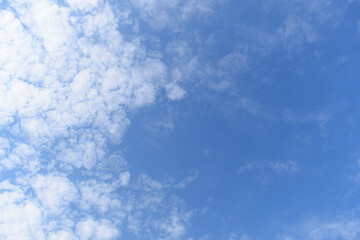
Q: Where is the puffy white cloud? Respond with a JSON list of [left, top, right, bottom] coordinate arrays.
[[31, 174, 78, 213], [165, 83, 186, 101], [0, 181, 25, 206], [76, 218, 119, 240], [0, 201, 45, 240], [0, 137, 10, 160], [0, 142, 39, 172], [0, 0, 167, 148], [55, 132, 106, 170], [78, 179, 119, 213], [0, 181, 45, 240], [119, 171, 131, 186]]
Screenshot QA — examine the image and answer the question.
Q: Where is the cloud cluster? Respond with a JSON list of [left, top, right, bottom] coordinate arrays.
[[0, 0, 194, 239]]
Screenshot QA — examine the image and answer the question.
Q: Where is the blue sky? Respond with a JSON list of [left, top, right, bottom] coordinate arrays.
[[1, 0, 360, 239]]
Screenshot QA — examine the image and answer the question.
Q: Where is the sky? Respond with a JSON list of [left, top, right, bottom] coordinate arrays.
[[1, 0, 360, 239]]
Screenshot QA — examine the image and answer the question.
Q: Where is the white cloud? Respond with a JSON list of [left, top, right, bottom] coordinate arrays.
[[0, 181, 25, 206], [55, 132, 106, 170], [11, 0, 74, 53], [166, 83, 186, 101], [0, 181, 45, 240], [0, 137, 9, 161], [0, 0, 195, 239], [76, 218, 119, 240], [119, 171, 131, 186], [0, 142, 40, 172], [31, 174, 78, 213], [78, 179, 119, 213], [0, 0, 167, 148]]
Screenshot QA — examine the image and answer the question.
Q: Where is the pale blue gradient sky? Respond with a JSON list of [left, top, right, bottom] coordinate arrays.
[[1, 0, 360, 239]]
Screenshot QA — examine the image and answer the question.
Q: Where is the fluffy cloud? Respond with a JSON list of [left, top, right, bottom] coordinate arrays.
[[78, 179, 119, 213], [0, 181, 45, 240], [0, 142, 39, 172], [0, 0, 192, 239], [165, 83, 186, 101], [31, 174, 78, 213], [0, 0, 167, 147], [76, 218, 119, 240]]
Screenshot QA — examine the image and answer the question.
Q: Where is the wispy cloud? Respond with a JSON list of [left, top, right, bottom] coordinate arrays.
[[129, 0, 218, 30], [235, 98, 331, 128], [237, 159, 300, 176], [280, 216, 360, 240]]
